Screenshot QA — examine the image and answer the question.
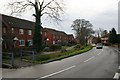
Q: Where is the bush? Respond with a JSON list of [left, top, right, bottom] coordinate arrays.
[[42, 44, 46, 50], [43, 47, 51, 52], [60, 48, 67, 53], [49, 44, 62, 51], [38, 46, 92, 64], [74, 44, 81, 49], [36, 54, 50, 61]]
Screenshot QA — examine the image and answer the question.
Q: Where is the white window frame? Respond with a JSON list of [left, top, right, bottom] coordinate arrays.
[[19, 29, 24, 35], [19, 40, 25, 46], [53, 41, 55, 44], [53, 35, 55, 39], [3, 27, 6, 33], [45, 32, 47, 36], [11, 28, 14, 33], [28, 30, 32, 35], [28, 40, 32, 46]]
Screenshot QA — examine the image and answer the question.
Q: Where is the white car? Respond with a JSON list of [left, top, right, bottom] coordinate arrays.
[[96, 43, 103, 49]]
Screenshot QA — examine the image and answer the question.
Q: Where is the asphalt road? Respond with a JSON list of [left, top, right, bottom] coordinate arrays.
[[2, 46, 119, 79]]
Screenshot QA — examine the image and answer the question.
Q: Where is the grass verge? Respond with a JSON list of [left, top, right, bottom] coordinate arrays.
[[23, 46, 93, 64]]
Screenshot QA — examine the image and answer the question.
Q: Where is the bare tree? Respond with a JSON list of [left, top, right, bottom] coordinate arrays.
[[95, 28, 104, 38], [7, 0, 65, 52], [71, 19, 94, 45]]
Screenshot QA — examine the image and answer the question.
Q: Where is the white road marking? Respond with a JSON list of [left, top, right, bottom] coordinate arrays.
[[36, 65, 76, 79], [97, 49, 103, 56], [97, 52, 101, 55], [84, 56, 95, 62], [113, 73, 120, 79]]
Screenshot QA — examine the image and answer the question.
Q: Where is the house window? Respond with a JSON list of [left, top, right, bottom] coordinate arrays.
[[28, 30, 32, 35], [60, 36, 61, 39], [45, 32, 47, 36], [53, 35, 55, 39], [3, 27, 6, 33], [19, 40, 25, 46], [41, 32, 42, 35], [28, 40, 32, 46], [53, 41, 55, 44], [19, 29, 24, 34], [11, 28, 14, 33]]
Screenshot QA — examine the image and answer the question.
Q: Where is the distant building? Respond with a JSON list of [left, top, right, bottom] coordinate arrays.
[[87, 35, 97, 46], [101, 34, 109, 45]]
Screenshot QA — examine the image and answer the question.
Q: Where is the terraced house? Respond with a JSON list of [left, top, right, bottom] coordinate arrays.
[[42, 28, 69, 45], [1, 14, 34, 49], [1, 14, 74, 49]]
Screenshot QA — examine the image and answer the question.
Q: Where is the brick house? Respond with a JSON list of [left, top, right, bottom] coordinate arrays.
[[1, 14, 34, 49], [42, 28, 68, 45], [101, 34, 109, 45], [1, 14, 75, 49]]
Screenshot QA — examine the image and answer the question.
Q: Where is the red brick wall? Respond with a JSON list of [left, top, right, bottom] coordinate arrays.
[[42, 31, 54, 45], [14, 28, 33, 48], [2, 27, 33, 48]]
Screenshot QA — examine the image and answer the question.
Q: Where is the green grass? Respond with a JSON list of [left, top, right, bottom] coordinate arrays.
[[3, 46, 93, 66], [23, 45, 93, 64]]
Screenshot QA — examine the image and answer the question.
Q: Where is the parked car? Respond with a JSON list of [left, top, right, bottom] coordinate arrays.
[[96, 43, 103, 49]]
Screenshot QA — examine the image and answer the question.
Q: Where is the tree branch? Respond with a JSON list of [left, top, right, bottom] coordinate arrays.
[[41, 0, 54, 12]]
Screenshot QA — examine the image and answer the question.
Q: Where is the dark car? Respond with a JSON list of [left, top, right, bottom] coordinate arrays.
[[96, 43, 103, 49]]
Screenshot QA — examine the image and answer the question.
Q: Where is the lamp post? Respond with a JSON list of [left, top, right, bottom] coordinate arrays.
[[46, 38, 49, 47], [13, 37, 19, 48], [11, 37, 18, 66]]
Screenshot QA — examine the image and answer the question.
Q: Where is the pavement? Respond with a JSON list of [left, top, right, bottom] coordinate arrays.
[[2, 46, 119, 79], [112, 48, 120, 80]]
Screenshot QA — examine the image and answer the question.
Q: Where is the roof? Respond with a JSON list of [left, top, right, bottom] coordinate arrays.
[[101, 34, 109, 38], [1, 14, 35, 29], [87, 35, 95, 39], [43, 28, 67, 36], [2, 33, 17, 41], [68, 34, 74, 38]]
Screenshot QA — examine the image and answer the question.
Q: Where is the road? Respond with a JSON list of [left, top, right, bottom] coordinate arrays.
[[2, 46, 119, 79]]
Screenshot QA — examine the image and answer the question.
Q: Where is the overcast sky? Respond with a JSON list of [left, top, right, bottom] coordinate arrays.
[[0, 0, 119, 34]]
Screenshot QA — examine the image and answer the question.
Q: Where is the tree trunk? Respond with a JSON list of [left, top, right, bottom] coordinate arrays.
[[33, 7, 42, 52]]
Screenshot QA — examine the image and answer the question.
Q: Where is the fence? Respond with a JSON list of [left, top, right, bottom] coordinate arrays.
[[2, 50, 36, 67]]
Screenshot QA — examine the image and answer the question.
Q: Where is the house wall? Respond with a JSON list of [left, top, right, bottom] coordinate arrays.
[[42, 31, 54, 45], [2, 14, 75, 49], [2, 26, 33, 48], [15, 28, 33, 48]]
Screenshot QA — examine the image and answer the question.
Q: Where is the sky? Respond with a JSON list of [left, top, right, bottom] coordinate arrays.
[[0, 0, 119, 35]]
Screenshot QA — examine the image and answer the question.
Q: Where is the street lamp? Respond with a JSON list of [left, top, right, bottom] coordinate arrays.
[[11, 37, 18, 66], [13, 37, 18, 48], [46, 38, 49, 47]]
